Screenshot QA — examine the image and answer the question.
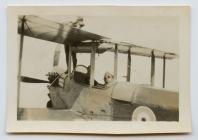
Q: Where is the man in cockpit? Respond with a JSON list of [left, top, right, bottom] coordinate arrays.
[[104, 72, 114, 87]]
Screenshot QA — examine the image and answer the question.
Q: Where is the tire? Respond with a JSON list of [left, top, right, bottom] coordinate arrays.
[[132, 106, 156, 121]]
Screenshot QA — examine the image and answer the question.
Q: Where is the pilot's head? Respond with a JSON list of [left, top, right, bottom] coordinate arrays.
[[104, 72, 114, 85]]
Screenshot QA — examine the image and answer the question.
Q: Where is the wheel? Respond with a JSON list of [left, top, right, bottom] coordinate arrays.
[[132, 106, 156, 121]]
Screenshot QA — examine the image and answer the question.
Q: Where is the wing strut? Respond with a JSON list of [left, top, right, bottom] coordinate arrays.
[[17, 16, 25, 110], [150, 50, 155, 86], [90, 46, 96, 87], [127, 48, 131, 82], [114, 44, 118, 80], [162, 54, 166, 88], [64, 43, 72, 89], [67, 44, 72, 80]]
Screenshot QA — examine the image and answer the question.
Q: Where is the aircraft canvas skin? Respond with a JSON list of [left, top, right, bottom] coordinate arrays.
[[17, 15, 179, 121], [46, 71, 179, 121]]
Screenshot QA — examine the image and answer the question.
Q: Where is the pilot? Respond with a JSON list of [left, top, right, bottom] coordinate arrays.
[[104, 72, 114, 87]]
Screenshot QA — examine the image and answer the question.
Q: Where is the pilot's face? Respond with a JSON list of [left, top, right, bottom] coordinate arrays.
[[104, 72, 114, 84]]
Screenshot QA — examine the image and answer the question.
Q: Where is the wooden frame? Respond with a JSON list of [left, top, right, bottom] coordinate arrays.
[[90, 46, 96, 86], [150, 50, 155, 86], [17, 16, 25, 110], [162, 54, 166, 88], [127, 48, 131, 82], [114, 44, 118, 80]]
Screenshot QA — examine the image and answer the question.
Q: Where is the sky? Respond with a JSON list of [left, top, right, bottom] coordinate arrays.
[[19, 15, 179, 108]]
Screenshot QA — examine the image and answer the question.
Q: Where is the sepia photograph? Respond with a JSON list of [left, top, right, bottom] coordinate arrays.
[[6, 6, 191, 134]]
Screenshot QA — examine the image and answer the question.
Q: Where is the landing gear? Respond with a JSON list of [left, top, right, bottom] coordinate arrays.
[[131, 106, 156, 121]]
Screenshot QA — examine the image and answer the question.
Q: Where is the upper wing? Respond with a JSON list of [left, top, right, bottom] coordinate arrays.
[[100, 40, 177, 59], [18, 15, 177, 59], [18, 15, 107, 44], [71, 41, 177, 59]]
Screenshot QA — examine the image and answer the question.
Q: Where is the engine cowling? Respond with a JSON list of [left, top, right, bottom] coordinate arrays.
[[111, 82, 178, 110]]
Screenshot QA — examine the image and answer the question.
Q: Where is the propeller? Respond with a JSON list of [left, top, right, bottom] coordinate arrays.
[[53, 45, 61, 67], [20, 45, 61, 84], [20, 18, 73, 84], [20, 76, 49, 83]]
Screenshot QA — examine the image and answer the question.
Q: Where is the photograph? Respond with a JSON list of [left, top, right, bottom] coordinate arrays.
[[6, 6, 191, 134]]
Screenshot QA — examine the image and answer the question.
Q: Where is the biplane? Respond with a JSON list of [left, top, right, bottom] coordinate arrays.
[[18, 15, 179, 121]]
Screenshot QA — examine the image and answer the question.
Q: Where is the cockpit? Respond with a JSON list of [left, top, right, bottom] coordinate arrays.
[[73, 65, 114, 89], [73, 65, 100, 86]]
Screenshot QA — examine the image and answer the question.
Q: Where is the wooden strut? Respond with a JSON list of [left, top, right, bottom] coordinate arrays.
[[67, 44, 72, 81], [162, 54, 166, 88], [17, 16, 25, 111], [150, 50, 155, 86], [63, 43, 72, 89], [114, 44, 118, 81], [127, 48, 131, 82], [90, 46, 96, 87]]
